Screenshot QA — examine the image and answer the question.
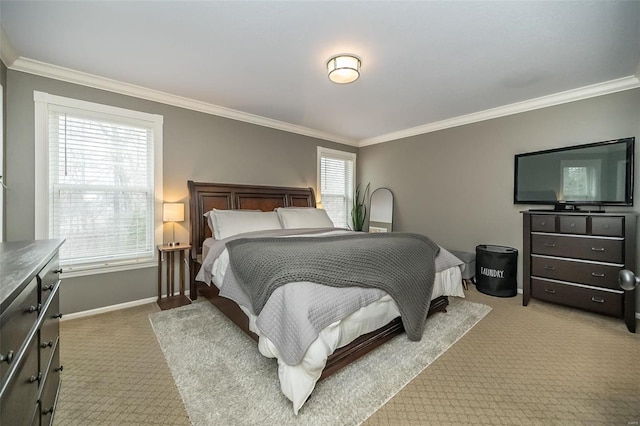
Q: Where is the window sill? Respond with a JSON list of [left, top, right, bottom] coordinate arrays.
[[60, 259, 157, 279]]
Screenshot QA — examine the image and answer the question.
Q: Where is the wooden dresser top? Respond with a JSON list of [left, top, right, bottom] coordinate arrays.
[[0, 239, 64, 311]]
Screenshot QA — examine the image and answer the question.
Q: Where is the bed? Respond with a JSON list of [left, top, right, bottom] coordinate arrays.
[[187, 181, 465, 413]]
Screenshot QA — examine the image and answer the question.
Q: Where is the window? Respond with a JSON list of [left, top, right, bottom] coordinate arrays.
[[317, 147, 356, 228], [34, 92, 163, 276]]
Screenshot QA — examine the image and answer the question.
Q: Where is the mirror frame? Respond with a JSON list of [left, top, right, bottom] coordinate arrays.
[[368, 187, 393, 232]]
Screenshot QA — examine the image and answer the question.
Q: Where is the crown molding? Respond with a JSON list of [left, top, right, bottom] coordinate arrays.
[[8, 56, 360, 147], [0, 24, 19, 67], [359, 75, 640, 147], [4, 47, 639, 149]]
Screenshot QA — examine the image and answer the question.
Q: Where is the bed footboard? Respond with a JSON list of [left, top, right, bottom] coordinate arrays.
[[321, 295, 448, 379]]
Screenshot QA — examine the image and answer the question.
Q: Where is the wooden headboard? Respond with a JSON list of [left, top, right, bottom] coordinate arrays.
[[187, 180, 316, 258]]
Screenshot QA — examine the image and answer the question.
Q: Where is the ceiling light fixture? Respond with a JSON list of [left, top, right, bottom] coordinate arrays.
[[327, 54, 361, 84]]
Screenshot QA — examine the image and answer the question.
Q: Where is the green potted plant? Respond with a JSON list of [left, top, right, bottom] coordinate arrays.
[[351, 182, 370, 231]]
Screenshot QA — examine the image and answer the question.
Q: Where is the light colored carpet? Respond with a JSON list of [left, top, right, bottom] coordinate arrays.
[[54, 303, 190, 426], [54, 286, 640, 425], [149, 297, 491, 425]]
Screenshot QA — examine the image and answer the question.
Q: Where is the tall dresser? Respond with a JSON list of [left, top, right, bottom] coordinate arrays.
[[0, 239, 65, 425], [522, 211, 637, 332]]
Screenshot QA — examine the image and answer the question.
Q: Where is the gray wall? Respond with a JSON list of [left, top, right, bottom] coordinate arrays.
[[5, 70, 355, 314], [358, 88, 640, 309]]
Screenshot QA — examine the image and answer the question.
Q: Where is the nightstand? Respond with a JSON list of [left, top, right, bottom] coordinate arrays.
[[157, 244, 192, 310]]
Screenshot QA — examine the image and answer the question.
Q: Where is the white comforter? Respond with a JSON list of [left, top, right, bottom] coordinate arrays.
[[195, 230, 465, 414]]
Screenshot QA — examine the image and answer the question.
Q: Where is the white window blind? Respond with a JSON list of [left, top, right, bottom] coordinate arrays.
[[317, 147, 356, 228], [35, 92, 163, 275]]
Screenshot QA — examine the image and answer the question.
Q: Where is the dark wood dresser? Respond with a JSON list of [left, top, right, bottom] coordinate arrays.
[[0, 239, 65, 425], [522, 211, 637, 332]]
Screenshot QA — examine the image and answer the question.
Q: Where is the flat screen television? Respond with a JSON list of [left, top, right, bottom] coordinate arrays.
[[514, 137, 635, 210]]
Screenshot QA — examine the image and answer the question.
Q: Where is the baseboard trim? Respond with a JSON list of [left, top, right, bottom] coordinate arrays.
[[61, 297, 158, 321], [62, 291, 190, 321]]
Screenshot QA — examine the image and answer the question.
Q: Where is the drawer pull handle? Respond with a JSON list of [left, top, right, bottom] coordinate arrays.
[[591, 297, 605, 303], [544, 288, 556, 294], [42, 283, 55, 292], [55, 365, 64, 373], [544, 242, 556, 247], [540, 221, 546, 226], [570, 223, 576, 227], [41, 340, 53, 348], [28, 372, 42, 383], [544, 266, 556, 271], [26, 304, 41, 314], [0, 350, 14, 364], [591, 247, 605, 252], [42, 407, 54, 416], [53, 268, 63, 274], [52, 313, 63, 319], [591, 272, 605, 278]]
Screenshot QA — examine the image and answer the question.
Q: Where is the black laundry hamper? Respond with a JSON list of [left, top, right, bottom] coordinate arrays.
[[475, 245, 518, 297]]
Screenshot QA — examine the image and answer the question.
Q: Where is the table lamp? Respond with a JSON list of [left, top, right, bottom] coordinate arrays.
[[163, 203, 184, 247]]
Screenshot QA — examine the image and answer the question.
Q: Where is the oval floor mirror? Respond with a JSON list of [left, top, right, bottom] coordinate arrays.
[[369, 188, 393, 232]]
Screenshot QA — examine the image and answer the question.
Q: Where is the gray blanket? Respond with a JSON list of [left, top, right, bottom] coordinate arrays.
[[226, 232, 440, 343]]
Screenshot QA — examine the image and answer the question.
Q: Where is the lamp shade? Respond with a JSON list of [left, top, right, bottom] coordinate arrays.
[[163, 203, 184, 222], [327, 55, 361, 84]]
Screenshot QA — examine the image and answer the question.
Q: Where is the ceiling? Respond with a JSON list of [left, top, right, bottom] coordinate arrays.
[[1, 1, 639, 147]]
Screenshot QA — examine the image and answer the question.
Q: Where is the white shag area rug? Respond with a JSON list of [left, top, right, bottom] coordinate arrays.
[[150, 297, 491, 426]]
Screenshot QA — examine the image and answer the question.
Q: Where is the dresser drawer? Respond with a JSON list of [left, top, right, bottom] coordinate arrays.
[[39, 283, 61, 358], [39, 340, 61, 426], [531, 215, 556, 232], [0, 338, 40, 426], [0, 278, 39, 378], [38, 255, 60, 306], [531, 234, 623, 263], [591, 216, 624, 237], [531, 256, 622, 290], [559, 216, 587, 234], [531, 278, 623, 317]]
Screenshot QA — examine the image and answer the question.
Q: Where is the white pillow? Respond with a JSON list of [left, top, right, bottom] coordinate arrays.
[[204, 211, 217, 235], [276, 207, 335, 229], [203, 209, 260, 235], [202, 209, 264, 238], [205, 209, 282, 239]]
